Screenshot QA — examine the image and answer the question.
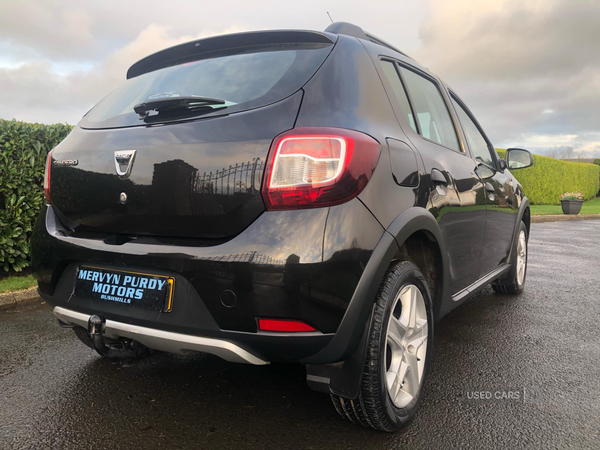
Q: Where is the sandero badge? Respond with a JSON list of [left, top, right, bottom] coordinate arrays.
[[53, 159, 78, 167]]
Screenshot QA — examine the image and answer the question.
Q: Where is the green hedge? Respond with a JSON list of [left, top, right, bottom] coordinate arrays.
[[0, 119, 72, 272], [496, 149, 600, 205]]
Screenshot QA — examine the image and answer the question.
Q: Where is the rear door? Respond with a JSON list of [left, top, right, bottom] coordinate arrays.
[[48, 32, 335, 239], [379, 60, 487, 294], [51, 95, 302, 239], [449, 94, 517, 274]]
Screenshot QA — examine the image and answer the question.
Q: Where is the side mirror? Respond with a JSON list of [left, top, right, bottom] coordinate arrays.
[[506, 148, 533, 170]]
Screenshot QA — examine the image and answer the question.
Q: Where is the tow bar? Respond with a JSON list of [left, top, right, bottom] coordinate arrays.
[[87, 314, 149, 359]]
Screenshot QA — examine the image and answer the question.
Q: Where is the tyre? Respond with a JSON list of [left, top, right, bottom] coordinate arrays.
[[331, 261, 434, 432], [492, 221, 528, 295]]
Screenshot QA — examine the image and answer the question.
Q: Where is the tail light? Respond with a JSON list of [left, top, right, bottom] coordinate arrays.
[[262, 128, 381, 210], [43, 149, 54, 204]]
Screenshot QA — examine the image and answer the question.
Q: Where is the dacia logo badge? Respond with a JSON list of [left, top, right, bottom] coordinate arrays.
[[114, 150, 136, 178]]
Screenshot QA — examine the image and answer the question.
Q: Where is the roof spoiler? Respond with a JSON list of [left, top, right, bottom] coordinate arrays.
[[127, 30, 335, 79]]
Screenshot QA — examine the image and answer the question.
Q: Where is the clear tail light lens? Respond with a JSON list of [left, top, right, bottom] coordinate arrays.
[[262, 128, 381, 210], [43, 149, 54, 204]]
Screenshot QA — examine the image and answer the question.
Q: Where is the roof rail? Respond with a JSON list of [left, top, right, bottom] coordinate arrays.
[[324, 22, 368, 40], [324, 22, 416, 61]]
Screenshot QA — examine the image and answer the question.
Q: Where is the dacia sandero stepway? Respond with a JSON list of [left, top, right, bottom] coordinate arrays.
[[32, 22, 533, 431]]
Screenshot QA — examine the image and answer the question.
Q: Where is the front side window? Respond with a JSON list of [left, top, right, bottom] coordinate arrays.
[[398, 67, 461, 152], [451, 97, 494, 166]]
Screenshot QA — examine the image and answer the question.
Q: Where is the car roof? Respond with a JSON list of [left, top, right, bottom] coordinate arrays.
[[127, 22, 424, 80], [324, 22, 432, 75]]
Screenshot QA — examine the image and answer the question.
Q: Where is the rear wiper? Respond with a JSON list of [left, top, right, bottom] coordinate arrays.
[[133, 96, 226, 119]]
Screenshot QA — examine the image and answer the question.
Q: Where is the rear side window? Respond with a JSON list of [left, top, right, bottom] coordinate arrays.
[[380, 61, 417, 132], [81, 44, 333, 129], [398, 67, 461, 152], [451, 97, 494, 166]]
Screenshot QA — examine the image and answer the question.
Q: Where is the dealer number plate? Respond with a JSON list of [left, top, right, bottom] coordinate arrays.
[[75, 266, 175, 312]]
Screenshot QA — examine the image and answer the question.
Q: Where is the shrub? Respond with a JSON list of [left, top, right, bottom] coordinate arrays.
[[594, 159, 600, 166], [0, 119, 72, 272], [496, 149, 600, 205]]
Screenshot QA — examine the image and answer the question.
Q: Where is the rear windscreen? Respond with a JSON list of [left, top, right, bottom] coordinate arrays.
[[81, 44, 333, 129]]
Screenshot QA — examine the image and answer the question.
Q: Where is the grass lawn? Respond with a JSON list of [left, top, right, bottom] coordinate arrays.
[[0, 274, 37, 293], [531, 196, 600, 216]]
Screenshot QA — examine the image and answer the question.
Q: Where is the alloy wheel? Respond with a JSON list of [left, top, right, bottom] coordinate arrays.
[[516, 229, 527, 286], [384, 284, 428, 408]]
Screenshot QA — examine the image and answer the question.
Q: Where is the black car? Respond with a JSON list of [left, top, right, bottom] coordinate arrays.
[[32, 22, 533, 432]]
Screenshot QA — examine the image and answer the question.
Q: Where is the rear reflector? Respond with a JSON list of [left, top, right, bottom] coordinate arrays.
[[258, 319, 317, 332], [262, 127, 380, 210], [44, 149, 54, 204]]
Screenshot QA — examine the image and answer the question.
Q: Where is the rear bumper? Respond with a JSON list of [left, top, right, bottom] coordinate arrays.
[[54, 306, 268, 365], [33, 199, 385, 363]]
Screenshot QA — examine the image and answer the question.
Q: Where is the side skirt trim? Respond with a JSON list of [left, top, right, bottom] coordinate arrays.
[[451, 264, 511, 302]]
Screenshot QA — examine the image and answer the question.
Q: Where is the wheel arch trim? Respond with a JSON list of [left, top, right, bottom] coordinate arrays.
[[512, 197, 531, 249], [302, 207, 447, 366], [499, 196, 530, 282], [386, 207, 449, 320]]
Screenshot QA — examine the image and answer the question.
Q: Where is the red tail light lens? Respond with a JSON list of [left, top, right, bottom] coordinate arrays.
[[44, 149, 54, 204], [262, 128, 381, 210], [258, 319, 317, 332]]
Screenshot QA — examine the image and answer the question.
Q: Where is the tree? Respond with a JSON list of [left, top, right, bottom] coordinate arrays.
[[563, 147, 575, 159], [545, 146, 573, 159]]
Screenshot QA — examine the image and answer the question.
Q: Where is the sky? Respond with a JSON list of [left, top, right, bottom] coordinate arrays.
[[1, 0, 599, 157]]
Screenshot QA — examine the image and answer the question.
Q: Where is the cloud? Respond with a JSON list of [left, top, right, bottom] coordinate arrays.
[[0, 0, 428, 64], [0, 1, 96, 60], [1, 0, 598, 157], [0, 0, 429, 126], [415, 0, 600, 156], [0, 24, 247, 125]]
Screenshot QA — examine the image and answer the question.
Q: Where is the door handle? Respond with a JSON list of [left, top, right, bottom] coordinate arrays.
[[431, 169, 448, 186]]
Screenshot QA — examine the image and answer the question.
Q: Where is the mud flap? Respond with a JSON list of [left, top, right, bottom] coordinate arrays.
[[306, 304, 374, 399]]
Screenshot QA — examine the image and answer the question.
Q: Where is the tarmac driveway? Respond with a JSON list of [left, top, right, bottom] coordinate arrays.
[[1, 220, 599, 449]]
